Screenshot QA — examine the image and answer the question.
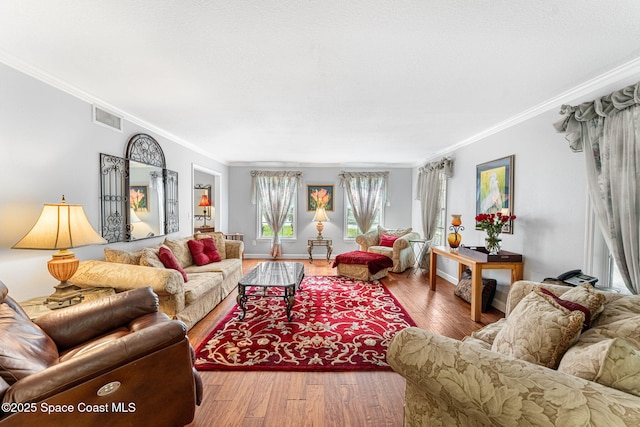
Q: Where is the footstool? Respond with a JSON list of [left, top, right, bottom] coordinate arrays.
[[332, 250, 394, 281]]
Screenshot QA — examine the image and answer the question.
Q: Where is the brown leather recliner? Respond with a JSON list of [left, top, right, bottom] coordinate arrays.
[[0, 281, 202, 426]]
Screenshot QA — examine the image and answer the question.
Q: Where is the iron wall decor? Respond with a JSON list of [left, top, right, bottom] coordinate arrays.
[[100, 133, 179, 243]]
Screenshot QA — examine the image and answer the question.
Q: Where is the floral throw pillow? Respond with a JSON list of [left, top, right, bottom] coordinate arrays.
[[492, 289, 584, 369]]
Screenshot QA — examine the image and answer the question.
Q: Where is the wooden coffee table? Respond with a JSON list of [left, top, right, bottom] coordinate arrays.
[[236, 262, 305, 321]]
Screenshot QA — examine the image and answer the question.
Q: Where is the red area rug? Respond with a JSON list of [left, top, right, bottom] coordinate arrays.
[[194, 275, 416, 371]]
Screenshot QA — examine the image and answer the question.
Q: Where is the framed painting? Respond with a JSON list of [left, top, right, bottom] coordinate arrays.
[[307, 185, 334, 211], [130, 185, 149, 212], [476, 155, 514, 233]]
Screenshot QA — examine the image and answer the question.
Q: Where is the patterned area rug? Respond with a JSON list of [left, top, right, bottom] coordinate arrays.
[[194, 275, 416, 371]]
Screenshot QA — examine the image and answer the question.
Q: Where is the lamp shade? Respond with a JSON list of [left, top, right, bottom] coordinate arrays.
[[199, 194, 211, 207], [13, 198, 107, 251], [312, 207, 329, 222]]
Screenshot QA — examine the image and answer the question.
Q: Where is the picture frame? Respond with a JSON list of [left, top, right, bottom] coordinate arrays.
[[307, 185, 334, 212], [130, 185, 149, 212], [476, 155, 514, 234]]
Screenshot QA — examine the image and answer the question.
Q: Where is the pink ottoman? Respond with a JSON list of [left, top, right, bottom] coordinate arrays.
[[332, 250, 393, 281]]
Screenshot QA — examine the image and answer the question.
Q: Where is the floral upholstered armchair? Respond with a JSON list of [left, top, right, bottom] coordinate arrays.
[[355, 226, 421, 273], [387, 281, 640, 426]]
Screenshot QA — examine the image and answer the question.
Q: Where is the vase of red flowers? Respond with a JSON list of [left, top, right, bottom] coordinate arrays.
[[475, 211, 517, 255]]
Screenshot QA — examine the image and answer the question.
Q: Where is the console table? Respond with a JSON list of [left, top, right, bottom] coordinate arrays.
[[307, 239, 332, 263], [429, 246, 523, 322]]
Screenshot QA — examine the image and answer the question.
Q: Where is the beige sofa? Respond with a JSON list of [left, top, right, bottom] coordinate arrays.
[[71, 232, 243, 330], [355, 226, 420, 273], [388, 281, 640, 426]]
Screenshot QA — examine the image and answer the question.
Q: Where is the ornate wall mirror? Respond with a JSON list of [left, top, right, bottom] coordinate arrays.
[[194, 184, 212, 222], [100, 134, 179, 243]]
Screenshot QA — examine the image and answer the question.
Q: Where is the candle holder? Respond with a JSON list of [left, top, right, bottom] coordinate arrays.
[[447, 214, 464, 251]]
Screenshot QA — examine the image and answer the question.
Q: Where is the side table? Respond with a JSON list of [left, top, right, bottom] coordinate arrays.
[[408, 239, 430, 277], [308, 239, 333, 263], [20, 287, 116, 320]]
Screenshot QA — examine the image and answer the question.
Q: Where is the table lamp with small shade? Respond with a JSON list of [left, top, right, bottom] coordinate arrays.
[[199, 194, 211, 227], [312, 206, 330, 240], [12, 196, 107, 308]]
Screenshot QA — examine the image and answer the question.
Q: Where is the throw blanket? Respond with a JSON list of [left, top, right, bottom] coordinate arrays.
[[332, 250, 393, 274]]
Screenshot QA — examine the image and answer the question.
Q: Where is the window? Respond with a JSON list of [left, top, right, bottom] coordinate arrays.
[[344, 198, 383, 239], [431, 173, 447, 247], [257, 198, 296, 239], [585, 201, 629, 293]]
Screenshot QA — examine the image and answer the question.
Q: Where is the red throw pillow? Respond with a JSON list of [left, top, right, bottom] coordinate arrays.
[[539, 288, 591, 331], [187, 238, 222, 266], [158, 247, 188, 282], [379, 234, 399, 247]]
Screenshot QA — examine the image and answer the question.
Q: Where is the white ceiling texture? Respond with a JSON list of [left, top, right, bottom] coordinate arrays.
[[1, 1, 640, 166]]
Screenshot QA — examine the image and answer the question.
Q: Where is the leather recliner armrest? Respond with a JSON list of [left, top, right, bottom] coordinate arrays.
[[4, 314, 188, 403], [34, 287, 159, 352]]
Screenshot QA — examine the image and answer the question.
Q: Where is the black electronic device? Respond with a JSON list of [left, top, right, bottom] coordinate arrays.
[[554, 269, 598, 286]]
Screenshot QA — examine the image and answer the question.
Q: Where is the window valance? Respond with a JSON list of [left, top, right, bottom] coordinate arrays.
[[554, 81, 640, 152], [250, 170, 303, 204]]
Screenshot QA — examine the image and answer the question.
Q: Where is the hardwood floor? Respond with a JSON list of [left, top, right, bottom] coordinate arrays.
[[186, 259, 504, 427]]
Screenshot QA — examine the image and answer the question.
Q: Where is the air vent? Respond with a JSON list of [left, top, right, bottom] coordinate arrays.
[[92, 105, 123, 132]]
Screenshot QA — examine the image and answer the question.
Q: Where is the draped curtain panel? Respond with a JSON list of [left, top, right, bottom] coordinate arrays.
[[339, 171, 389, 234], [416, 158, 453, 243], [555, 82, 640, 294], [251, 170, 303, 258]]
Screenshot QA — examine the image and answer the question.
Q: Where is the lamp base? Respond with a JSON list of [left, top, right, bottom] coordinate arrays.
[[45, 281, 83, 309], [316, 221, 324, 240], [46, 250, 83, 309]]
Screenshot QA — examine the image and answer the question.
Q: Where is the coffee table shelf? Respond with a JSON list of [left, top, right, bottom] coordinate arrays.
[[237, 262, 305, 321]]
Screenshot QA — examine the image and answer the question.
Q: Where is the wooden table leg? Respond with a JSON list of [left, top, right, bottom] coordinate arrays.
[[470, 266, 482, 322], [429, 249, 437, 290]]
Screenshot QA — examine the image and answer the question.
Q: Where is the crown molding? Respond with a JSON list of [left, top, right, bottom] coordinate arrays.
[[416, 56, 640, 167], [0, 49, 224, 164]]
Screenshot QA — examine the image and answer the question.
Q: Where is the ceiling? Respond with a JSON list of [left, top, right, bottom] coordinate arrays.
[[1, 1, 640, 167]]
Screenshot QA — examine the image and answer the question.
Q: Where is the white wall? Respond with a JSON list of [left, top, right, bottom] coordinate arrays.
[[0, 63, 228, 301], [228, 166, 414, 258], [411, 75, 640, 311]]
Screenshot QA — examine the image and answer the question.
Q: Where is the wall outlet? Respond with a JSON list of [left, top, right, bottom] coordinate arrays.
[[252, 240, 257, 246]]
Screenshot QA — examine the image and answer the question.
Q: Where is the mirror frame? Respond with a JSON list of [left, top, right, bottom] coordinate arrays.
[[194, 184, 212, 221], [100, 134, 179, 243]]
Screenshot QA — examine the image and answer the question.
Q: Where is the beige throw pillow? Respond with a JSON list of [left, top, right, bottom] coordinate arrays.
[[377, 225, 412, 238], [560, 283, 606, 323], [139, 246, 165, 268], [492, 290, 584, 369], [104, 247, 143, 265], [163, 237, 194, 268]]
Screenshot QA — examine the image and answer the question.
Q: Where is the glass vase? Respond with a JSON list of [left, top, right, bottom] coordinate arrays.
[[485, 235, 502, 255]]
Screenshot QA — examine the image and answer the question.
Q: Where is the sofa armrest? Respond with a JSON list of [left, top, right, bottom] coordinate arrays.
[[224, 240, 244, 259], [392, 231, 420, 252], [5, 314, 188, 404], [387, 327, 640, 426], [34, 287, 159, 351], [355, 230, 379, 251], [71, 260, 185, 296]]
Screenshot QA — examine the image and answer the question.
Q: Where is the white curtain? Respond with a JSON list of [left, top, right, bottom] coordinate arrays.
[[251, 170, 302, 258], [416, 158, 452, 242], [555, 82, 640, 294], [339, 171, 389, 234]]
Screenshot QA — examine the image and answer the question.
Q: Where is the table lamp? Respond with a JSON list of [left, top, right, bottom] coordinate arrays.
[[12, 196, 107, 307], [199, 194, 211, 227], [312, 207, 330, 239]]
